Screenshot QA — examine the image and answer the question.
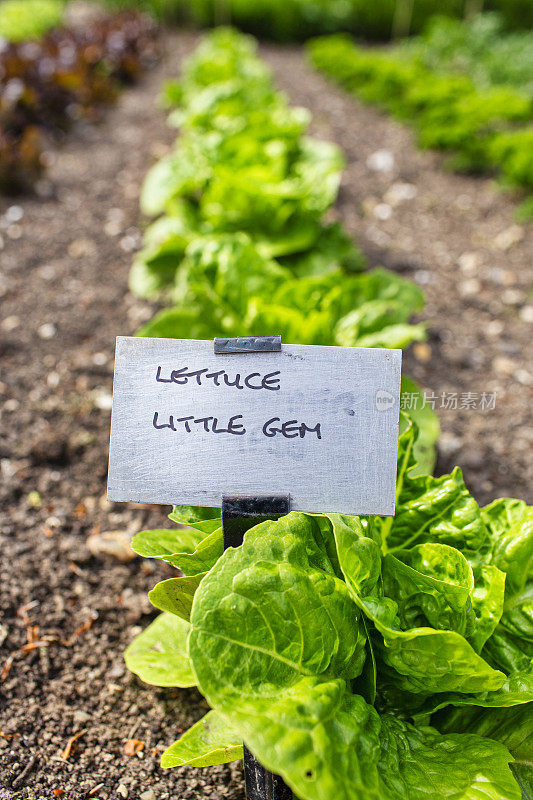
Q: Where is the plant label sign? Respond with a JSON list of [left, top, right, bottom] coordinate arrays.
[[107, 336, 402, 515]]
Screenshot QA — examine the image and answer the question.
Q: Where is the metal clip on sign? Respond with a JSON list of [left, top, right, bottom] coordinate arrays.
[[216, 335, 293, 800]]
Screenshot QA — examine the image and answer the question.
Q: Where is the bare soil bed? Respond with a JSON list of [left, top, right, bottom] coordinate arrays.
[[0, 28, 531, 800]]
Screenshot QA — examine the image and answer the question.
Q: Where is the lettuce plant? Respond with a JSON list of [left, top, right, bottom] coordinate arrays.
[[0, 11, 158, 192], [126, 415, 532, 799], [309, 31, 533, 197], [130, 28, 364, 299], [0, 0, 63, 42], [135, 233, 425, 349], [403, 13, 533, 94]]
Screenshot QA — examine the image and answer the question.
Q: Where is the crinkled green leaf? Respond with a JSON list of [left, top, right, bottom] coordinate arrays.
[[483, 499, 533, 597], [168, 504, 222, 534], [480, 499, 533, 676], [382, 544, 473, 635], [279, 221, 365, 277], [500, 582, 533, 643], [131, 526, 223, 576], [140, 153, 206, 217], [137, 305, 222, 340], [483, 627, 533, 675], [219, 677, 383, 800], [131, 527, 205, 560], [377, 416, 488, 559], [389, 465, 488, 555], [434, 697, 532, 760], [161, 711, 243, 768], [511, 763, 533, 800], [149, 574, 206, 621], [413, 671, 533, 721], [170, 233, 290, 317], [129, 214, 195, 299], [378, 714, 521, 800], [371, 613, 504, 695], [124, 613, 195, 688], [399, 376, 440, 476], [469, 564, 506, 651], [327, 513, 505, 694], [190, 513, 367, 695]]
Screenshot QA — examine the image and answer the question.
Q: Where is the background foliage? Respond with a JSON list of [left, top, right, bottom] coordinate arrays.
[[97, 0, 533, 39]]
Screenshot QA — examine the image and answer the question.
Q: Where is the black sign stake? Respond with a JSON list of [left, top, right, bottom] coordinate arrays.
[[218, 336, 293, 799], [222, 494, 292, 800]]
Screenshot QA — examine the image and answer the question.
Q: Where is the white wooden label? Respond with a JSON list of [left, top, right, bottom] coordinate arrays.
[[107, 337, 402, 515]]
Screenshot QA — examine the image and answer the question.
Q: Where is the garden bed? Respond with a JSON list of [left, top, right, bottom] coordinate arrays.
[[0, 28, 531, 799]]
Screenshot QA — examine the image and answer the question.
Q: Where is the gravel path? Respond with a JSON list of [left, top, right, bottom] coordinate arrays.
[[0, 27, 531, 800]]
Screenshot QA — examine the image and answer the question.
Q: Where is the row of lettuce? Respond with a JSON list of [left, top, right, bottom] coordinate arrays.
[[310, 13, 533, 217], [0, 7, 158, 193], [130, 27, 438, 469], [124, 28, 533, 800]]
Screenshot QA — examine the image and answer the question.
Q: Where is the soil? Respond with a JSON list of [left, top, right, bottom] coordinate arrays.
[[0, 25, 531, 800]]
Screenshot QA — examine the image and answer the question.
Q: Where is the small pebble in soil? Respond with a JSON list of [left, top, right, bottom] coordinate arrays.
[[493, 356, 516, 376], [38, 323, 57, 339], [119, 233, 141, 253], [27, 490, 42, 509], [117, 784, 128, 798], [86, 531, 136, 563], [68, 238, 96, 258], [93, 390, 113, 411], [519, 305, 533, 323], [438, 431, 462, 455], [515, 369, 533, 386], [373, 203, 392, 221], [458, 252, 480, 275], [105, 221, 122, 237], [414, 270, 431, 285], [47, 372, 61, 388], [413, 342, 431, 363], [6, 224, 22, 240], [73, 710, 92, 725], [384, 182, 417, 205], [492, 224, 524, 251], [366, 149, 394, 172], [5, 205, 23, 223], [459, 279, 481, 297], [486, 320, 504, 337], [2, 315, 20, 332], [501, 289, 525, 306], [455, 194, 473, 210]]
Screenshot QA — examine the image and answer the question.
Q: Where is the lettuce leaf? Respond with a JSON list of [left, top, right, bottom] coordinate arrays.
[[124, 613, 195, 688], [161, 711, 243, 768]]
